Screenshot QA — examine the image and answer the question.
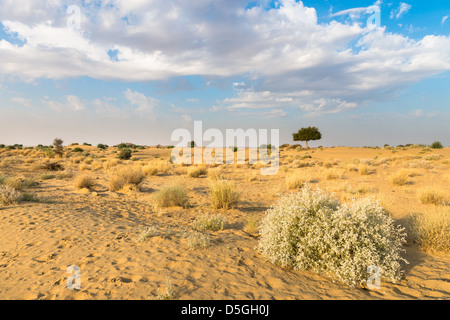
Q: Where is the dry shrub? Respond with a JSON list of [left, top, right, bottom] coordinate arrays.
[[0, 185, 21, 205], [418, 187, 447, 205], [187, 165, 207, 178], [209, 179, 239, 210], [74, 175, 95, 190], [358, 164, 371, 175], [325, 169, 341, 180], [192, 213, 226, 231], [2, 177, 24, 191], [390, 170, 409, 186], [109, 166, 145, 191], [103, 158, 120, 169], [142, 165, 158, 176], [285, 171, 306, 190], [244, 218, 260, 235], [207, 167, 223, 180], [152, 185, 189, 208], [409, 207, 449, 254]]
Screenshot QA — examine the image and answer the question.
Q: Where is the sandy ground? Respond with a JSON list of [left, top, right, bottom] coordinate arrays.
[[0, 145, 449, 299]]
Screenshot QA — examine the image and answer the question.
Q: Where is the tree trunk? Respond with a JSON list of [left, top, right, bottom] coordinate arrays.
[[305, 140, 309, 148]]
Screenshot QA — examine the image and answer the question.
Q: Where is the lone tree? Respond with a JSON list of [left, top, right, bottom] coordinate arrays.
[[53, 138, 64, 157], [292, 127, 322, 148]]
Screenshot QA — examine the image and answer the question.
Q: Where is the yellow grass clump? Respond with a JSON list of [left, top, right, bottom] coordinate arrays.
[[209, 179, 239, 210], [74, 175, 95, 190], [152, 185, 189, 208], [187, 165, 207, 178], [409, 207, 450, 254], [207, 167, 223, 180], [390, 170, 409, 186], [285, 171, 306, 189], [109, 166, 145, 191], [418, 187, 447, 205], [142, 165, 158, 176]]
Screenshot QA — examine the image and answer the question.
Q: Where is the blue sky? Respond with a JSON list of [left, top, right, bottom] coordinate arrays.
[[0, 0, 449, 147]]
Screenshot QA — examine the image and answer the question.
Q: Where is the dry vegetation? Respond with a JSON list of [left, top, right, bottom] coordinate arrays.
[[0, 143, 449, 299]]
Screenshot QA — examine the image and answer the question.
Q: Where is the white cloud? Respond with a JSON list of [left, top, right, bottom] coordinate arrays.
[[0, 0, 449, 114], [124, 89, 159, 119], [390, 2, 412, 20], [442, 16, 449, 26]]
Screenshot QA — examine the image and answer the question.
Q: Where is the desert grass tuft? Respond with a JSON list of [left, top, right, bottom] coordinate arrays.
[[152, 185, 189, 208], [109, 166, 145, 191], [187, 165, 207, 178], [418, 187, 447, 205], [209, 179, 239, 210], [186, 231, 211, 249], [408, 207, 449, 254], [74, 175, 95, 190], [0, 185, 21, 205], [390, 170, 409, 186], [285, 172, 306, 190], [192, 213, 226, 231]]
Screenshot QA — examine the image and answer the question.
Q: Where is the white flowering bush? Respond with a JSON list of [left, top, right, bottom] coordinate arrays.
[[258, 184, 408, 287]]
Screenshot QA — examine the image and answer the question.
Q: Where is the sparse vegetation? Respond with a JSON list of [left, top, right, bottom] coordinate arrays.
[[209, 180, 239, 210], [152, 185, 189, 208], [74, 175, 95, 190], [192, 213, 226, 231], [418, 187, 447, 205], [109, 166, 145, 191], [0, 185, 21, 205], [390, 170, 409, 186], [409, 207, 449, 254]]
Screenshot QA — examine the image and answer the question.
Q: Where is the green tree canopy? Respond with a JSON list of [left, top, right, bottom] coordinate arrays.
[[292, 127, 322, 148]]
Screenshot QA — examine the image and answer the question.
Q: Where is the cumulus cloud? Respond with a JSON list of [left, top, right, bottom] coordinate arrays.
[[0, 0, 449, 114]]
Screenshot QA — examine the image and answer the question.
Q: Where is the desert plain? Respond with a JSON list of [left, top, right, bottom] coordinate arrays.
[[0, 143, 449, 300]]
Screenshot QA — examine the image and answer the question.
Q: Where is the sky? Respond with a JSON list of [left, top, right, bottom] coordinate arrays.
[[0, 0, 449, 147]]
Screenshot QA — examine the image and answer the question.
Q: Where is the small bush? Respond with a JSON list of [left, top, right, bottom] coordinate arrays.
[[73, 147, 84, 153], [0, 185, 21, 205], [209, 180, 239, 210], [118, 148, 132, 160], [41, 161, 64, 171], [186, 231, 211, 249], [285, 172, 306, 190], [418, 188, 447, 205], [192, 213, 226, 231], [207, 167, 223, 180], [430, 141, 443, 149], [109, 166, 145, 191], [137, 226, 158, 242], [21, 192, 40, 202], [358, 164, 371, 175], [74, 175, 95, 190], [243, 218, 260, 235], [409, 207, 449, 254], [258, 185, 408, 287], [152, 185, 189, 208], [390, 170, 409, 186], [187, 166, 207, 178], [142, 165, 158, 176], [3, 177, 24, 191]]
